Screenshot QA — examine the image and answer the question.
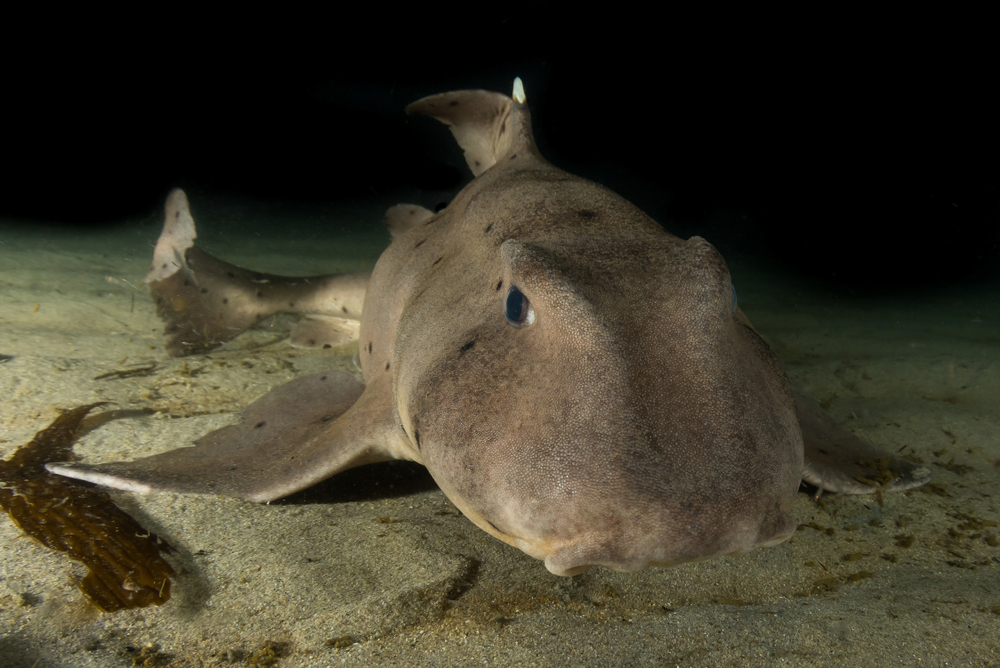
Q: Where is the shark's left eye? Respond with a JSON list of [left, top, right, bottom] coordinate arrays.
[[504, 286, 535, 328]]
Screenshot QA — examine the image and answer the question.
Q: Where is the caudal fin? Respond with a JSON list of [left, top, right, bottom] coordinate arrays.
[[145, 189, 367, 356]]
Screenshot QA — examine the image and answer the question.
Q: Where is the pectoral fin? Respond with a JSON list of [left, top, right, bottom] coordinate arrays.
[[48, 371, 411, 503], [795, 389, 930, 494]]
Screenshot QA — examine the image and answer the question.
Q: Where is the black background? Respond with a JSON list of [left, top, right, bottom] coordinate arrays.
[[3, 9, 997, 288]]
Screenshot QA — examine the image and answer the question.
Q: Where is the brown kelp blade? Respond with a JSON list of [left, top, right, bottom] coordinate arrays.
[[0, 404, 174, 612]]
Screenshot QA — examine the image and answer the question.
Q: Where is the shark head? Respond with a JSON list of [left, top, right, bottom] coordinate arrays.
[[392, 81, 803, 575]]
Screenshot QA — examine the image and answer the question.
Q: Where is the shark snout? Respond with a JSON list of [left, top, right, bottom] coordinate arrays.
[[515, 498, 798, 577]]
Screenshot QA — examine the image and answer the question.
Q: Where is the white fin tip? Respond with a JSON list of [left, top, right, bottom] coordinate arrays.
[[512, 77, 526, 105]]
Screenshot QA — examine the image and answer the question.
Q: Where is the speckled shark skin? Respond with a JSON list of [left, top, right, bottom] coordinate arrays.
[[143, 188, 370, 357], [50, 80, 929, 576]]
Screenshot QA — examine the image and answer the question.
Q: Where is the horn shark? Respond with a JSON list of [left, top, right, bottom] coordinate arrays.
[[50, 79, 929, 576]]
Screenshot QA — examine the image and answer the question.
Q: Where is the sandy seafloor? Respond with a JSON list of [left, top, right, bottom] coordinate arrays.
[[1, 193, 998, 668]]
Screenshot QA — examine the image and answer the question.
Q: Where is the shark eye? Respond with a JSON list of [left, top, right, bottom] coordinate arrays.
[[504, 286, 535, 328]]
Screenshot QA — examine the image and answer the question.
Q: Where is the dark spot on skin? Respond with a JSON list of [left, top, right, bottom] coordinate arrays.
[[289, 302, 295, 307], [161, 263, 168, 270], [200, 288, 208, 294], [368, 342, 372, 354], [322, 344, 331, 349], [495, 279, 503, 291], [320, 375, 328, 380], [474, 160, 481, 167], [500, 120, 506, 135], [175, 211, 181, 219], [385, 362, 390, 371], [577, 209, 597, 220], [341, 306, 348, 313], [414, 429, 421, 449], [157, 297, 164, 305], [449, 100, 459, 107], [183, 280, 190, 287], [255, 290, 263, 298], [432, 257, 443, 266], [254, 421, 266, 429], [307, 339, 315, 346], [459, 340, 475, 355], [222, 298, 228, 304], [415, 239, 426, 249], [485, 223, 493, 234], [510, 153, 517, 160], [227, 272, 235, 278]]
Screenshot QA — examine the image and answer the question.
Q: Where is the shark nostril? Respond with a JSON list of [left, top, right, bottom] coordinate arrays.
[[543, 542, 608, 576]]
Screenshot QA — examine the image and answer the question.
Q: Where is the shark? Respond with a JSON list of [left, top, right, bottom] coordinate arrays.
[[50, 79, 929, 576]]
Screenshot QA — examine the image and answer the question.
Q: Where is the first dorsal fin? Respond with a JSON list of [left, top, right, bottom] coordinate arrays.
[[406, 77, 539, 177]]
